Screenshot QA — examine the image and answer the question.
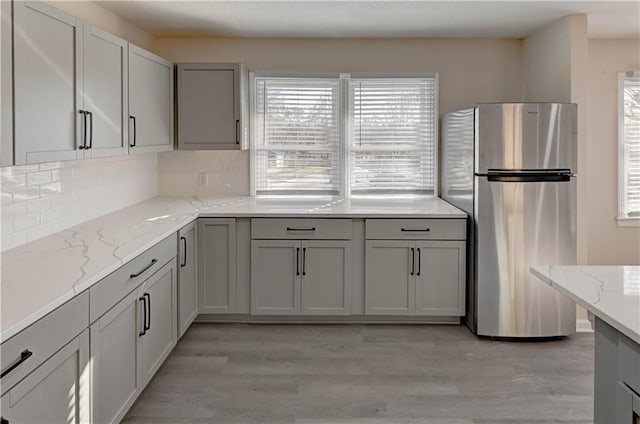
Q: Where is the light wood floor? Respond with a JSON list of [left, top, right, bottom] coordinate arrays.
[[123, 323, 594, 424]]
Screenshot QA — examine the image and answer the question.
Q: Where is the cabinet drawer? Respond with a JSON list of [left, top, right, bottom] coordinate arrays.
[[251, 219, 352, 240], [1, 292, 89, 394], [366, 219, 466, 240], [90, 234, 177, 322]]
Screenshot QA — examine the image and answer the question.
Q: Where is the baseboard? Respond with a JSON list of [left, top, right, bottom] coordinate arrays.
[[195, 314, 461, 325], [576, 318, 594, 332]]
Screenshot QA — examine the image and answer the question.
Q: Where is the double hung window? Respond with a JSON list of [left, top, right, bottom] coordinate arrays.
[[618, 71, 640, 224], [251, 73, 438, 196]]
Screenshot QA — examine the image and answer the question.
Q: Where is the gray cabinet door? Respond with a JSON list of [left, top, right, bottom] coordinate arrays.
[[177, 63, 244, 150], [83, 25, 128, 158], [415, 241, 466, 316], [90, 289, 142, 424], [128, 45, 173, 153], [365, 240, 414, 315], [251, 240, 301, 315], [198, 218, 237, 314], [13, 1, 83, 164], [1, 0, 12, 166], [616, 381, 640, 424], [178, 221, 198, 338], [301, 240, 352, 315], [0, 329, 90, 423], [138, 260, 177, 387]]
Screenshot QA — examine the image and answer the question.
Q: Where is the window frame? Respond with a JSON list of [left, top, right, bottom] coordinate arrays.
[[249, 71, 439, 197], [617, 71, 640, 226]]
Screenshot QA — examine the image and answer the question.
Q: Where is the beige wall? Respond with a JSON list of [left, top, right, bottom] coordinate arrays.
[[155, 37, 522, 196], [587, 39, 640, 264], [46, 0, 154, 50]]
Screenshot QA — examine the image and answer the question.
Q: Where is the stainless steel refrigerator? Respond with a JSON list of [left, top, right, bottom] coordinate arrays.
[[441, 103, 577, 338]]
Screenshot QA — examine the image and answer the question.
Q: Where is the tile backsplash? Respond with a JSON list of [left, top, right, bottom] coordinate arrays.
[[159, 150, 249, 197], [1, 154, 158, 251]]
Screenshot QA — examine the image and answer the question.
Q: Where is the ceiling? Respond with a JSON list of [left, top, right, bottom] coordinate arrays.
[[97, 1, 640, 39]]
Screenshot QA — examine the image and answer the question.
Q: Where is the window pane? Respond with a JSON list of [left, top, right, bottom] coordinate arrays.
[[254, 78, 340, 194], [623, 75, 640, 216], [349, 79, 436, 194]]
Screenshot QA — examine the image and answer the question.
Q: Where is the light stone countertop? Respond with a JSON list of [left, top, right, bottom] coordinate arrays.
[[0, 195, 465, 342], [531, 265, 640, 344]]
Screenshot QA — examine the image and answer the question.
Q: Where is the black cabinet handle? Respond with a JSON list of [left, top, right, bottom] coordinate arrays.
[[296, 247, 300, 276], [180, 236, 187, 268], [410, 247, 415, 276], [1, 416, 9, 424], [401, 228, 430, 232], [78, 110, 87, 149], [87, 110, 93, 149], [1, 349, 33, 379], [417, 248, 421, 276], [144, 293, 151, 331], [235, 119, 240, 144], [139, 297, 147, 336], [302, 247, 307, 276], [129, 115, 136, 147], [130, 259, 158, 279], [286, 227, 316, 232]]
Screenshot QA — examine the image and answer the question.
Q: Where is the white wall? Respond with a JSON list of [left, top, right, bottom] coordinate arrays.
[[155, 37, 523, 196], [587, 39, 640, 264], [0, 1, 159, 252]]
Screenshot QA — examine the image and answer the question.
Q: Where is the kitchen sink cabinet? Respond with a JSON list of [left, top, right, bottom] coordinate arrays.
[[0, 329, 90, 424], [198, 218, 237, 314], [176, 63, 248, 150], [251, 239, 352, 316], [178, 221, 198, 338], [128, 45, 173, 154], [365, 219, 466, 317]]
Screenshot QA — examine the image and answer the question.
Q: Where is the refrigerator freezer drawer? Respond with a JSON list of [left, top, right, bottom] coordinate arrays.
[[474, 176, 577, 337]]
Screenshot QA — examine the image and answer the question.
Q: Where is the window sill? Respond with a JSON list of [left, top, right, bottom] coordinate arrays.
[[616, 216, 640, 227]]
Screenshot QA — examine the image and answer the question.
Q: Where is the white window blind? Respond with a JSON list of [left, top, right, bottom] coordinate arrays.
[[620, 72, 640, 219], [348, 78, 436, 195], [253, 77, 340, 195]]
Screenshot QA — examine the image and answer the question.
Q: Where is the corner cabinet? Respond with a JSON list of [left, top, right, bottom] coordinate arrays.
[[129, 45, 174, 154], [365, 219, 466, 317], [176, 63, 248, 150], [250, 219, 352, 316], [198, 218, 237, 314]]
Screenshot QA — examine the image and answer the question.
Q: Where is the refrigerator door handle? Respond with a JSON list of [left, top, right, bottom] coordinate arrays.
[[486, 174, 571, 183]]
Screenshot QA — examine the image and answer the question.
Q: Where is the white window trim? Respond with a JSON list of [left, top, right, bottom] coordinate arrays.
[[249, 71, 439, 197], [617, 71, 640, 226]]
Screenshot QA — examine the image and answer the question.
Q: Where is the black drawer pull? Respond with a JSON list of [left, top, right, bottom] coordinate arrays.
[[286, 227, 316, 232], [130, 259, 158, 279], [1, 349, 33, 379], [1, 416, 9, 424], [401, 228, 430, 232]]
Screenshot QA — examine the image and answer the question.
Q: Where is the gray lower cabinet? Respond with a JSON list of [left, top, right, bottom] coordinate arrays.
[[198, 218, 237, 314], [176, 63, 248, 150], [365, 240, 465, 316], [1, 0, 12, 166], [616, 382, 640, 424], [251, 240, 352, 315], [128, 45, 173, 154], [90, 252, 177, 424], [178, 221, 198, 337], [0, 329, 90, 424], [90, 290, 142, 424]]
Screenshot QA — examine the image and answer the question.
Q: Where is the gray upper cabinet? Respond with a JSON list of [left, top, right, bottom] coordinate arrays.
[[1, 0, 12, 166], [82, 25, 128, 158], [129, 45, 174, 154], [176, 63, 248, 150], [13, 1, 83, 164]]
